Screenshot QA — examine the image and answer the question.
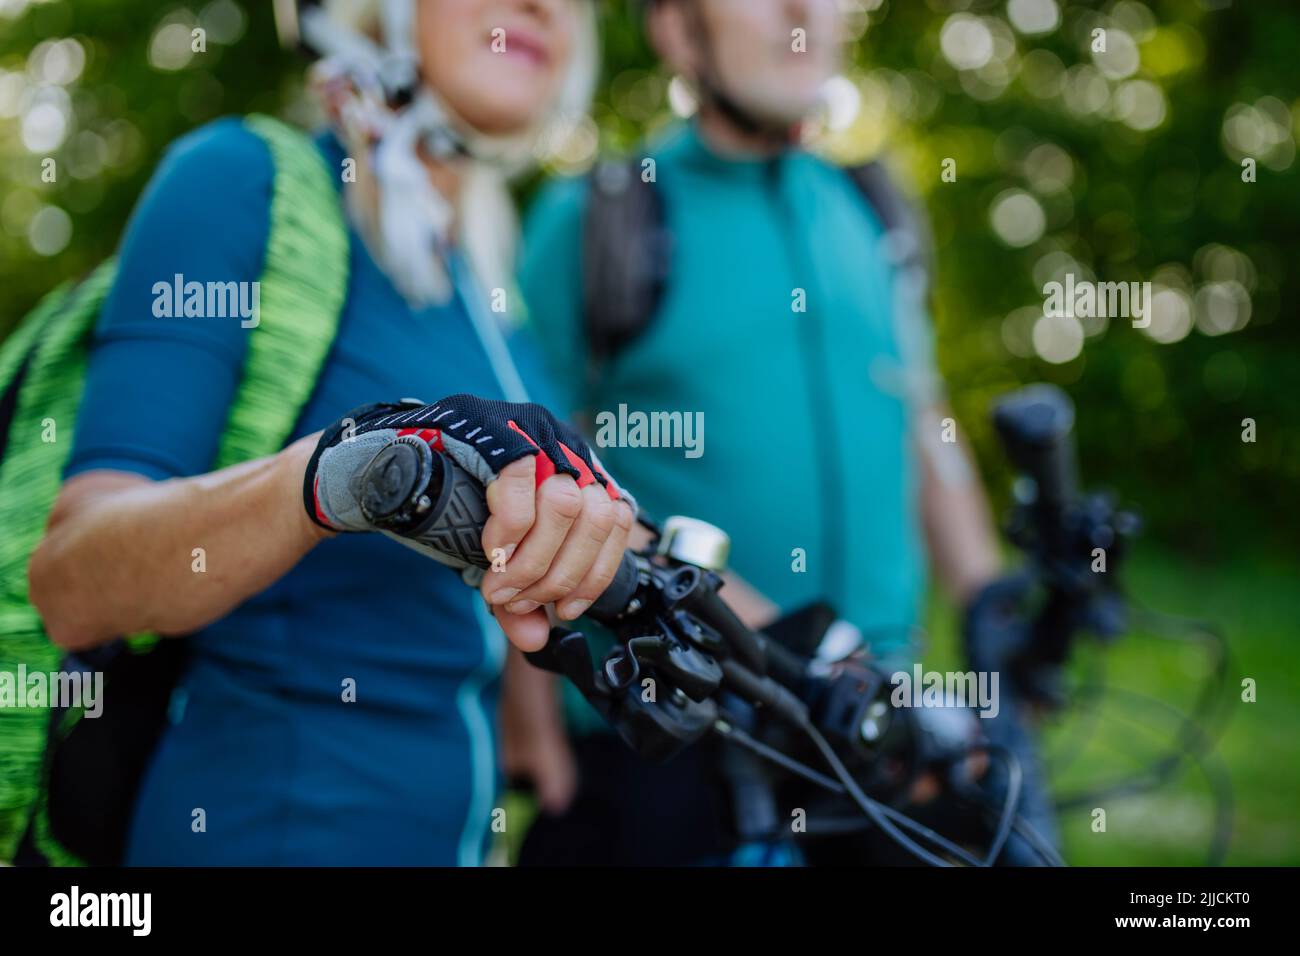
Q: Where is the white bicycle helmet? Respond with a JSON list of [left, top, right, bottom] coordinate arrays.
[[273, 0, 598, 305]]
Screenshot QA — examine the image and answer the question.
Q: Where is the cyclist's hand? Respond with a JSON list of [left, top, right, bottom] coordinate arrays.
[[304, 397, 635, 652], [962, 571, 1035, 677], [478, 453, 635, 651]]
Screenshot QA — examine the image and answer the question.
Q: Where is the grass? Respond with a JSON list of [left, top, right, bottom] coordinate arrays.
[[920, 544, 1300, 866]]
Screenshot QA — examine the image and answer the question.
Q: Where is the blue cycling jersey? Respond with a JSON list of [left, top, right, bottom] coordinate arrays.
[[66, 117, 559, 865]]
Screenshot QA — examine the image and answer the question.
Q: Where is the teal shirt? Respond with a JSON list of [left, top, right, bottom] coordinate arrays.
[[520, 123, 936, 725]]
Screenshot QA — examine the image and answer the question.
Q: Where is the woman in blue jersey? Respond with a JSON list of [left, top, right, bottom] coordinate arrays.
[[26, 0, 632, 865]]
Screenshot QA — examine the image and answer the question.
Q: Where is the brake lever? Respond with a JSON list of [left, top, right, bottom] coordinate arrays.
[[626, 632, 724, 702], [524, 627, 599, 699]]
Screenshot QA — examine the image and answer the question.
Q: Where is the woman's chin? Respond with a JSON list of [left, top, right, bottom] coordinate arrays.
[[453, 99, 547, 139]]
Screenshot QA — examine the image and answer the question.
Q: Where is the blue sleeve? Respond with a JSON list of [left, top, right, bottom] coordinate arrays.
[[65, 117, 275, 481], [516, 176, 590, 417]]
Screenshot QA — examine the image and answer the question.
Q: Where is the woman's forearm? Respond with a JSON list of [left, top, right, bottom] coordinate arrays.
[[29, 434, 331, 650]]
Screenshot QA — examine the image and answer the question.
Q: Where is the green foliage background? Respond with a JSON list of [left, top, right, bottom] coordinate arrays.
[[2, 0, 1296, 865]]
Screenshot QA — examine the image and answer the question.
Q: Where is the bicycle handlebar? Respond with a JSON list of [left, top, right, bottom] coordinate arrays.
[[353, 434, 1056, 866], [992, 383, 1078, 535]]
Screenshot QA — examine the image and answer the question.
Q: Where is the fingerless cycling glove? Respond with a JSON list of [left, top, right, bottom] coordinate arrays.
[[304, 397, 632, 561]]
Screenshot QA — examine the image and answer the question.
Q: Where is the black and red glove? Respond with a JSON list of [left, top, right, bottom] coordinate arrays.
[[303, 396, 634, 568]]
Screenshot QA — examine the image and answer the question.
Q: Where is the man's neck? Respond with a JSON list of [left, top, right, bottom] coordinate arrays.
[[695, 105, 793, 160]]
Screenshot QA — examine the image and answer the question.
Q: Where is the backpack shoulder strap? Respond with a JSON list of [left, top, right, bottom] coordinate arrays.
[[580, 158, 671, 380], [0, 260, 116, 862], [842, 160, 945, 409], [1, 117, 349, 864], [0, 260, 117, 630], [213, 114, 350, 469], [842, 159, 934, 294]]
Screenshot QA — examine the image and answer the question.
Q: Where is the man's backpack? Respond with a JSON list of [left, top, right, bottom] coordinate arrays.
[[579, 155, 934, 376], [0, 114, 350, 865]]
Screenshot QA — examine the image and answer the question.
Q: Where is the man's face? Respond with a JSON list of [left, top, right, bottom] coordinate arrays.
[[657, 0, 842, 126]]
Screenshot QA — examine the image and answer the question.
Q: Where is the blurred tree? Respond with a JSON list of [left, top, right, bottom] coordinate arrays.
[[0, 0, 298, 331]]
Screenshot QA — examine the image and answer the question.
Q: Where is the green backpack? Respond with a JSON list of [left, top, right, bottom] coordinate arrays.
[[0, 114, 350, 863]]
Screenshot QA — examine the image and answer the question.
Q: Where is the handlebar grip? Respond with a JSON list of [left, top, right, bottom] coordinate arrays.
[[359, 438, 641, 619], [992, 384, 1078, 515], [588, 546, 641, 621], [359, 436, 491, 569]]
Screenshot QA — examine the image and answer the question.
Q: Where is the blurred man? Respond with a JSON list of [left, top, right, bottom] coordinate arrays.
[[505, 0, 1056, 865]]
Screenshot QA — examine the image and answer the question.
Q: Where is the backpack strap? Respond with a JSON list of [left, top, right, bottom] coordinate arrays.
[[0, 263, 115, 862], [843, 160, 942, 409], [11, 115, 350, 865], [0, 262, 117, 636], [842, 159, 934, 300], [214, 114, 350, 468], [580, 158, 672, 385]]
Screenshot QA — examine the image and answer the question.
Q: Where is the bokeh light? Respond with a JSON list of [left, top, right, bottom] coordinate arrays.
[[1022, 142, 1075, 193], [1142, 286, 1194, 344], [150, 20, 198, 73], [1221, 97, 1295, 171], [990, 188, 1047, 247], [1089, 27, 1140, 80], [27, 38, 84, 86], [1032, 312, 1084, 363], [27, 204, 71, 256], [940, 15, 996, 72], [1112, 79, 1166, 131], [1007, 0, 1061, 37], [1194, 280, 1252, 337], [20, 85, 71, 153]]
